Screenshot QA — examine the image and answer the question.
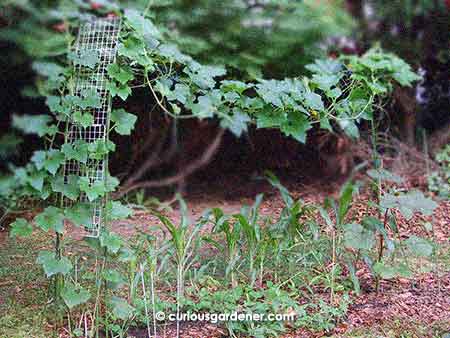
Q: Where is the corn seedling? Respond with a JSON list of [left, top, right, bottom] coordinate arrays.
[[233, 194, 266, 287], [155, 196, 204, 338], [203, 207, 242, 287], [317, 181, 357, 303]]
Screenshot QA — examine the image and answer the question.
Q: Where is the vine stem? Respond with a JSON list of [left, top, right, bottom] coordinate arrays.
[[145, 73, 196, 119]]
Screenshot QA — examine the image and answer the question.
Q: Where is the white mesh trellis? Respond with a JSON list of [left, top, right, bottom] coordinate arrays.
[[63, 17, 121, 237]]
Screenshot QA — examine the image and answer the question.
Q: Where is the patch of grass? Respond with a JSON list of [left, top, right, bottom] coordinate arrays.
[[0, 231, 55, 338]]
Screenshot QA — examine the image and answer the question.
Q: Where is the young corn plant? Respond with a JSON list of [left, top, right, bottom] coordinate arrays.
[[317, 181, 358, 303], [155, 196, 204, 338], [265, 172, 314, 242], [140, 232, 164, 338], [233, 194, 269, 288], [204, 207, 242, 288]]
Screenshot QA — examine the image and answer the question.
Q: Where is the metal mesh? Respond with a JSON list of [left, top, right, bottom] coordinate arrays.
[[63, 17, 121, 238]]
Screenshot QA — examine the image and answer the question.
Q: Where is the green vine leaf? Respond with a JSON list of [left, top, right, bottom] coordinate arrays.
[[65, 203, 92, 227], [185, 64, 226, 90], [10, 218, 33, 238], [256, 109, 286, 129], [373, 262, 411, 279], [43, 149, 65, 175], [306, 59, 343, 75], [73, 111, 94, 128], [362, 216, 395, 252], [367, 169, 404, 184], [32, 61, 65, 80], [304, 91, 324, 111], [380, 190, 438, 220], [343, 223, 376, 251], [51, 175, 80, 201], [103, 269, 126, 290], [34, 206, 65, 233], [166, 83, 191, 105], [110, 296, 135, 320], [221, 80, 249, 94], [107, 64, 134, 85], [62, 141, 89, 164], [107, 81, 131, 101], [404, 235, 434, 257], [105, 201, 133, 221], [189, 95, 217, 118], [111, 109, 137, 135], [78, 89, 102, 109], [157, 43, 191, 63], [118, 36, 152, 67], [79, 177, 106, 202], [12, 114, 53, 137], [124, 9, 161, 39], [220, 108, 250, 137], [28, 170, 46, 192], [61, 283, 91, 309], [256, 80, 285, 108], [281, 112, 312, 143], [37, 251, 72, 277], [338, 117, 360, 139], [105, 174, 120, 192], [88, 140, 116, 160], [311, 73, 341, 91], [100, 231, 123, 254], [68, 49, 100, 69]]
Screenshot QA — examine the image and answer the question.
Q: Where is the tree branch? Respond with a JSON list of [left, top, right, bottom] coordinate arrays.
[[114, 128, 225, 198]]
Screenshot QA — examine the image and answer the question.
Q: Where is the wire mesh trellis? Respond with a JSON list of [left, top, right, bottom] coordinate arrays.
[[63, 17, 121, 237]]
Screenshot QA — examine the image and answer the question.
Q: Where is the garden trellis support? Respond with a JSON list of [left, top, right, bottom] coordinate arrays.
[[63, 17, 121, 237]]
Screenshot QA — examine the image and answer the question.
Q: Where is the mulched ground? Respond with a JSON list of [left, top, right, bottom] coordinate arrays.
[[342, 272, 450, 329]]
